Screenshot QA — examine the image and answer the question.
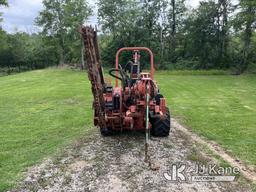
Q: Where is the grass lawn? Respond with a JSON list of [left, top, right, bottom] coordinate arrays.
[[157, 71, 256, 168], [0, 69, 93, 191], [0, 69, 255, 191]]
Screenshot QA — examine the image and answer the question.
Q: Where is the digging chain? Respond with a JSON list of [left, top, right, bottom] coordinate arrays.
[[80, 26, 106, 129]]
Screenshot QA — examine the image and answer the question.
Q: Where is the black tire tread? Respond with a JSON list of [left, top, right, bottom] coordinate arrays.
[[100, 127, 113, 136], [151, 108, 171, 137]]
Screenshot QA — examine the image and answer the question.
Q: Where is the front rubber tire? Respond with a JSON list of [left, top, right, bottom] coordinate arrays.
[[151, 108, 171, 137], [100, 127, 113, 136]]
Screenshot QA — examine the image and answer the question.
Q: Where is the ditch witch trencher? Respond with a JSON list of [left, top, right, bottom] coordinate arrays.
[[80, 26, 171, 162]]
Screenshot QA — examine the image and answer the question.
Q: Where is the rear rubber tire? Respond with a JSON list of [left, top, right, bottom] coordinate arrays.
[[151, 108, 171, 137]]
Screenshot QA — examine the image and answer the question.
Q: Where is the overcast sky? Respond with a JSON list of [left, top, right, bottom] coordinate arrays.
[[0, 0, 201, 33]]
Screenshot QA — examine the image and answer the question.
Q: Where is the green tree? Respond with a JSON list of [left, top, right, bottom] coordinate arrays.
[[36, 0, 91, 66], [183, 1, 220, 69], [98, 0, 164, 66], [0, 0, 8, 23], [98, 0, 143, 65], [98, 0, 124, 36], [98, 0, 188, 67], [216, 0, 231, 67], [232, 0, 256, 73], [0, 0, 7, 5], [0, 29, 10, 70], [166, 0, 186, 62], [85, 0, 256, 72]]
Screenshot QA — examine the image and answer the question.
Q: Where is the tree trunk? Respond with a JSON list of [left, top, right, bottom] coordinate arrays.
[[222, 0, 229, 62], [241, 22, 252, 73], [217, 3, 222, 68], [240, 5, 254, 73], [218, 0, 229, 68], [81, 39, 85, 70], [160, 25, 164, 62], [59, 47, 65, 66], [171, 0, 176, 52], [59, 35, 65, 66]]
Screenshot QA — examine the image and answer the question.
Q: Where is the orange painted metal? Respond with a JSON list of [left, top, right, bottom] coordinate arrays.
[[115, 47, 155, 87]]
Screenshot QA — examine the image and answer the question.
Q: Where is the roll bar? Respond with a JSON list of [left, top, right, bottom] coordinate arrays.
[[115, 47, 155, 87]]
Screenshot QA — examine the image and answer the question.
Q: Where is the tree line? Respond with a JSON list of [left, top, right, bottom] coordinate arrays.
[[0, 0, 256, 75], [0, 0, 91, 75], [98, 0, 256, 74]]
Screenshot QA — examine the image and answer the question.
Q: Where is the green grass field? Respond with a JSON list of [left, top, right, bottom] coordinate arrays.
[[0, 69, 93, 191], [0, 69, 256, 191], [157, 72, 256, 167]]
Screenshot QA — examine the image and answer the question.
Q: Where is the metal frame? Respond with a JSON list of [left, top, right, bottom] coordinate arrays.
[[115, 47, 155, 87]]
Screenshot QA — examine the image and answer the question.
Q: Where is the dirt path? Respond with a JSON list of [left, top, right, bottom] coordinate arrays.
[[11, 120, 253, 192]]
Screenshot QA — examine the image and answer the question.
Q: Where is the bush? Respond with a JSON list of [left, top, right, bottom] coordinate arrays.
[[157, 70, 228, 75], [158, 58, 201, 70]]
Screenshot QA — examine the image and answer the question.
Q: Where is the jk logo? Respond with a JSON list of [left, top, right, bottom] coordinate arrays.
[[164, 164, 186, 182]]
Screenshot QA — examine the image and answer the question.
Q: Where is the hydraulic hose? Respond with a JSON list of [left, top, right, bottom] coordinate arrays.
[[108, 69, 123, 81], [109, 64, 131, 89]]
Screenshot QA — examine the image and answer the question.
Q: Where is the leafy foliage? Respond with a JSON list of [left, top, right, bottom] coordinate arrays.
[[36, 0, 92, 65], [0, 0, 7, 5], [0, 0, 256, 74], [98, 0, 256, 73], [0, 31, 58, 75], [0, 0, 8, 22], [231, 0, 256, 73]]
